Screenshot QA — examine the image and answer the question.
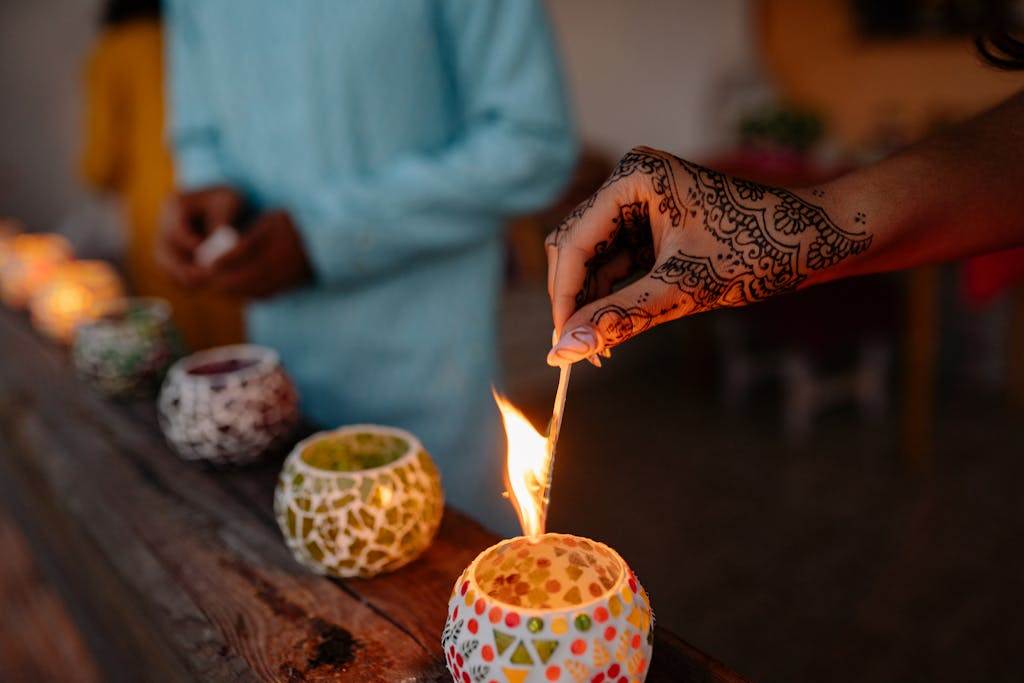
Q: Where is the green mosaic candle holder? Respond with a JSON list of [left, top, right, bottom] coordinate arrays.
[[73, 298, 182, 399], [443, 534, 654, 683], [274, 424, 444, 578]]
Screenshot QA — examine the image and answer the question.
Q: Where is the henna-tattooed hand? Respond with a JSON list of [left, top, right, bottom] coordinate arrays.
[[545, 146, 872, 366]]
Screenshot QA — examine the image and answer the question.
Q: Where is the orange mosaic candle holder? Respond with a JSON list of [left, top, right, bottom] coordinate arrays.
[[444, 534, 654, 683], [0, 233, 73, 309], [29, 260, 125, 343]]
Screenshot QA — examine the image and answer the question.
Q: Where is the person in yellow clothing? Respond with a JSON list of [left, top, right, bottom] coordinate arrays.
[[80, 0, 243, 350]]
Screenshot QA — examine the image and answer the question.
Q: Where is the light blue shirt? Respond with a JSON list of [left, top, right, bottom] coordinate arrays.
[[167, 0, 577, 533]]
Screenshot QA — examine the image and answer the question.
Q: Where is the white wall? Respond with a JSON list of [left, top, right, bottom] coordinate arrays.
[[546, 0, 755, 159], [0, 0, 100, 230]]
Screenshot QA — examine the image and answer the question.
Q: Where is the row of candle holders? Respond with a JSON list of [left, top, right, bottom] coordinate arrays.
[[0, 227, 655, 682]]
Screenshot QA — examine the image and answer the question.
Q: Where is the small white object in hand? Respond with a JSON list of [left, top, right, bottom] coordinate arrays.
[[194, 225, 239, 267]]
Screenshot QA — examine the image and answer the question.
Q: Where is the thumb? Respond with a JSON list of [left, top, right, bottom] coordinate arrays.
[[546, 273, 685, 366]]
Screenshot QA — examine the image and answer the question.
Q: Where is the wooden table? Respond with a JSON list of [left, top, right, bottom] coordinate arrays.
[[0, 308, 746, 682]]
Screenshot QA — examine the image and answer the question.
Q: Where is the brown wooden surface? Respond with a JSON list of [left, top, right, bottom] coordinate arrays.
[[0, 308, 747, 683], [0, 503, 101, 683]]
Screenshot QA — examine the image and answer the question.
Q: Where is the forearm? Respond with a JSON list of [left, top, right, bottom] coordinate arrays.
[[806, 91, 1024, 286]]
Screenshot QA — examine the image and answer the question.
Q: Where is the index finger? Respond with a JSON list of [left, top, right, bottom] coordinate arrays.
[[548, 188, 624, 337]]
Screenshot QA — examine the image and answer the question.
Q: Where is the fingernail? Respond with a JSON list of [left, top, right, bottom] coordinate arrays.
[[587, 355, 602, 368], [546, 325, 602, 366]]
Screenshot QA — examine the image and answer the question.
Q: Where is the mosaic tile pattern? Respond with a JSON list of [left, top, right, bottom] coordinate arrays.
[[275, 425, 444, 578], [158, 344, 299, 466], [73, 298, 182, 399], [443, 535, 654, 683]]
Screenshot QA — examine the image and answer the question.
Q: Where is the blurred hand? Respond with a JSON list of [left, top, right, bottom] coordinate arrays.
[[156, 186, 245, 287], [206, 209, 313, 298], [545, 146, 872, 366]]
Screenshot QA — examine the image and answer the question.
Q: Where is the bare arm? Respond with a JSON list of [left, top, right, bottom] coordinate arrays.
[[546, 91, 1024, 365], [813, 91, 1024, 284]]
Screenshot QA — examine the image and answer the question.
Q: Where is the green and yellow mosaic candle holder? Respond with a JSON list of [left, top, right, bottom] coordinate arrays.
[[274, 424, 444, 578], [443, 534, 654, 683], [73, 298, 182, 399]]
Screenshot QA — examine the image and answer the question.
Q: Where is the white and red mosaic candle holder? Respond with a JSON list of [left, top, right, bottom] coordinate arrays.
[[158, 344, 299, 466], [444, 534, 654, 683]]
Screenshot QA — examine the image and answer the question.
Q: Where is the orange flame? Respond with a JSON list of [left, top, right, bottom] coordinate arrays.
[[492, 389, 551, 541]]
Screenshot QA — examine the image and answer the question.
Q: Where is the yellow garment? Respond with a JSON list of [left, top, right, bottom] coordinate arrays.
[[81, 19, 243, 350]]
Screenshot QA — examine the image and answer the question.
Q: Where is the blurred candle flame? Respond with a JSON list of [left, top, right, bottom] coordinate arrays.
[[50, 284, 91, 315], [492, 389, 551, 541]]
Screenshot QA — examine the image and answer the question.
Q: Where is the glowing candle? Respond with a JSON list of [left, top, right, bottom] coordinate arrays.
[[0, 234, 72, 309], [442, 392, 655, 683], [29, 260, 123, 343]]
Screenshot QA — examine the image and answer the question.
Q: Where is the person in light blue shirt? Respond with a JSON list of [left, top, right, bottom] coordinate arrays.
[[157, 0, 577, 533]]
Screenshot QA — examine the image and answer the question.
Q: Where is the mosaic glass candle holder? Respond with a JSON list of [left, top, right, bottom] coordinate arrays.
[[443, 534, 654, 683], [158, 344, 299, 466], [0, 233, 73, 309], [73, 298, 182, 399], [29, 260, 125, 343], [275, 424, 444, 578]]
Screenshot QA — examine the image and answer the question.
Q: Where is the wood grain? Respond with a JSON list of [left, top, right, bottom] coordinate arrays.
[[0, 503, 100, 683], [0, 308, 747, 683]]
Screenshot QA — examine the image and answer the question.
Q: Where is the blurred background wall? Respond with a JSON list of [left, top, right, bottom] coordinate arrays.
[[0, 0, 757, 230], [0, 0, 98, 230], [548, 0, 753, 156]]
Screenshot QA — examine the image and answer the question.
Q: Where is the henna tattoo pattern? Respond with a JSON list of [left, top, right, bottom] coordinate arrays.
[[575, 201, 655, 308], [563, 148, 872, 347], [547, 150, 684, 246]]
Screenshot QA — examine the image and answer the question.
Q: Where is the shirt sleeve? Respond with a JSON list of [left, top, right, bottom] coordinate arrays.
[[165, 0, 229, 190], [293, 0, 578, 288]]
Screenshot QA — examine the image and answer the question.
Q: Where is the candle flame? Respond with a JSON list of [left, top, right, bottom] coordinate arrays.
[[492, 389, 551, 541], [49, 283, 91, 314]]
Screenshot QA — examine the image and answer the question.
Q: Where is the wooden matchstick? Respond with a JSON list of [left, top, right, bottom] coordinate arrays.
[[539, 362, 572, 534]]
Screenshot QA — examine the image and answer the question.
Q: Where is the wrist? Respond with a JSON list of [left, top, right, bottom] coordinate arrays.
[[794, 174, 888, 288]]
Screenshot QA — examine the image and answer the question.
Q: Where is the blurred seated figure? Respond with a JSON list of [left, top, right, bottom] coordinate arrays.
[[157, 0, 577, 532], [81, 0, 243, 349]]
